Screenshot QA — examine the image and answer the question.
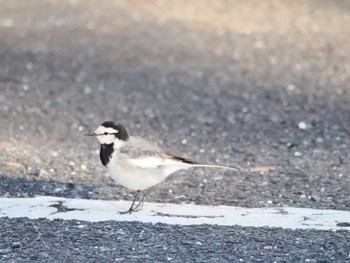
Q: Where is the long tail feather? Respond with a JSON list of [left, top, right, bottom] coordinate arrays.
[[169, 154, 240, 171], [191, 163, 240, 171]]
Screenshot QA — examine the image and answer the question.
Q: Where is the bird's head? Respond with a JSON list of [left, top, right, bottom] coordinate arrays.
[[85, 121, 129, 145]]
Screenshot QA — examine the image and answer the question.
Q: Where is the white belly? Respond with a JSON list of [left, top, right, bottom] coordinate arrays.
[[106, 156, 182, 191]]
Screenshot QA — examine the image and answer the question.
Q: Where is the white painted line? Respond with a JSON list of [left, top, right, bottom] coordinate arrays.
[[0, 196, 349, 231]]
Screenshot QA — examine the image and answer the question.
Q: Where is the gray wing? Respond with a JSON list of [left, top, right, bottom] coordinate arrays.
[[119, 136, 166, 159], [119, 136, 198, 170]]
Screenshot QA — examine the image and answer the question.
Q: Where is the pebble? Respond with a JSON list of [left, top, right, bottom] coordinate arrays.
[[38, 252, 49, 258], [287, 84, 296, 91], [0, 248, 11, 255], [11, 241, 21, 248], [298, 122, 308, 130], [39, 169, 48, 176]]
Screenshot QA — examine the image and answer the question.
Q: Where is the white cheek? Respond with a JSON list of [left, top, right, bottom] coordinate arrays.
[[97, 135, 115, 144]]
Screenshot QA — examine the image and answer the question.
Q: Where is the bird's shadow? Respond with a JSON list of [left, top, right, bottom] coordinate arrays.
[[0, 174, 95, 199]]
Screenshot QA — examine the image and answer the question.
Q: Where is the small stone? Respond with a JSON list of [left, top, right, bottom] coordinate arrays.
[[326, 197, 334, 202], [54, 188, 63, 192], [26, 62, 33, 70], [83, 86, 92, 94], [38, 252, 49, 258], [287, 84, 296, 91], [316, 137, 324, 143], [99, 246, 110, 252], [11, 241, 21, 248], [264, 245, 273, 250], [294, 151, 302, 157], [39, 169, 48, 176], [310, 195, 320, 202], [23, 84, 29, 91], [0, 248, 11, 255], [298, 122, 307, 130]]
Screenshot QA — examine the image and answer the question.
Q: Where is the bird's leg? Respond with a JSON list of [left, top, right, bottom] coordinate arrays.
[[133, 189, 150, 210], [119, 190, 141, 214]]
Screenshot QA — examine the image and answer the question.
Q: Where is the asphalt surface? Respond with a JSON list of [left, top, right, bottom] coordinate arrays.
[[0, 0, 350, 261], [1, 217, 349, 262]]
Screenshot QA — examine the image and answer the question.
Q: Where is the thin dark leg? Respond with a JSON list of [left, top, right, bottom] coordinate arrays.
[[119, 190, 141, 214], [133, 189, 150, 210]]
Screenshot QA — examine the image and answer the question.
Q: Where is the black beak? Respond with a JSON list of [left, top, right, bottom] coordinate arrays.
[[84, 133, 97, 136]]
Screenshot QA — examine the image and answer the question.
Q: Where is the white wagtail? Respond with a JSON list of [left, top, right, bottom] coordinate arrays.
[[86, 121, 239, 214]]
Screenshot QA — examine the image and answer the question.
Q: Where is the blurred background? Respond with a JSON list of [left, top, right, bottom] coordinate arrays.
[[0, 0, 349, 208]]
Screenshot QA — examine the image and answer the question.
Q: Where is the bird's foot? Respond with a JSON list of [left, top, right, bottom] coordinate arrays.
[[119, 199, 143, 214], [118, 190, 147, 214], [118, 206, 142, 214]]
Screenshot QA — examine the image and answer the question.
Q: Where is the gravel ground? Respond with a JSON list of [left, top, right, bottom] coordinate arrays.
[[0, 217, 349, 262], [0, 0, 349, 210], [0, 0, 349, 261]]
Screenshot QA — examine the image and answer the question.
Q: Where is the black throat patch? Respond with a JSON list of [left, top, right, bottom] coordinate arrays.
[[100, 143, 114, 166]]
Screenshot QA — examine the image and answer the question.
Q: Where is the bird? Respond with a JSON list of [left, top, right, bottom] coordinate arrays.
[[85, 121, 239, 214]]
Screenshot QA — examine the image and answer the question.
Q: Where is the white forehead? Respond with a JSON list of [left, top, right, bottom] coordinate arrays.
[[95, 126, 118, 134]]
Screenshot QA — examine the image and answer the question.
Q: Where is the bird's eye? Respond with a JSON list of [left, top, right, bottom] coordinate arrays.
[[104, 132, 108, 135]]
